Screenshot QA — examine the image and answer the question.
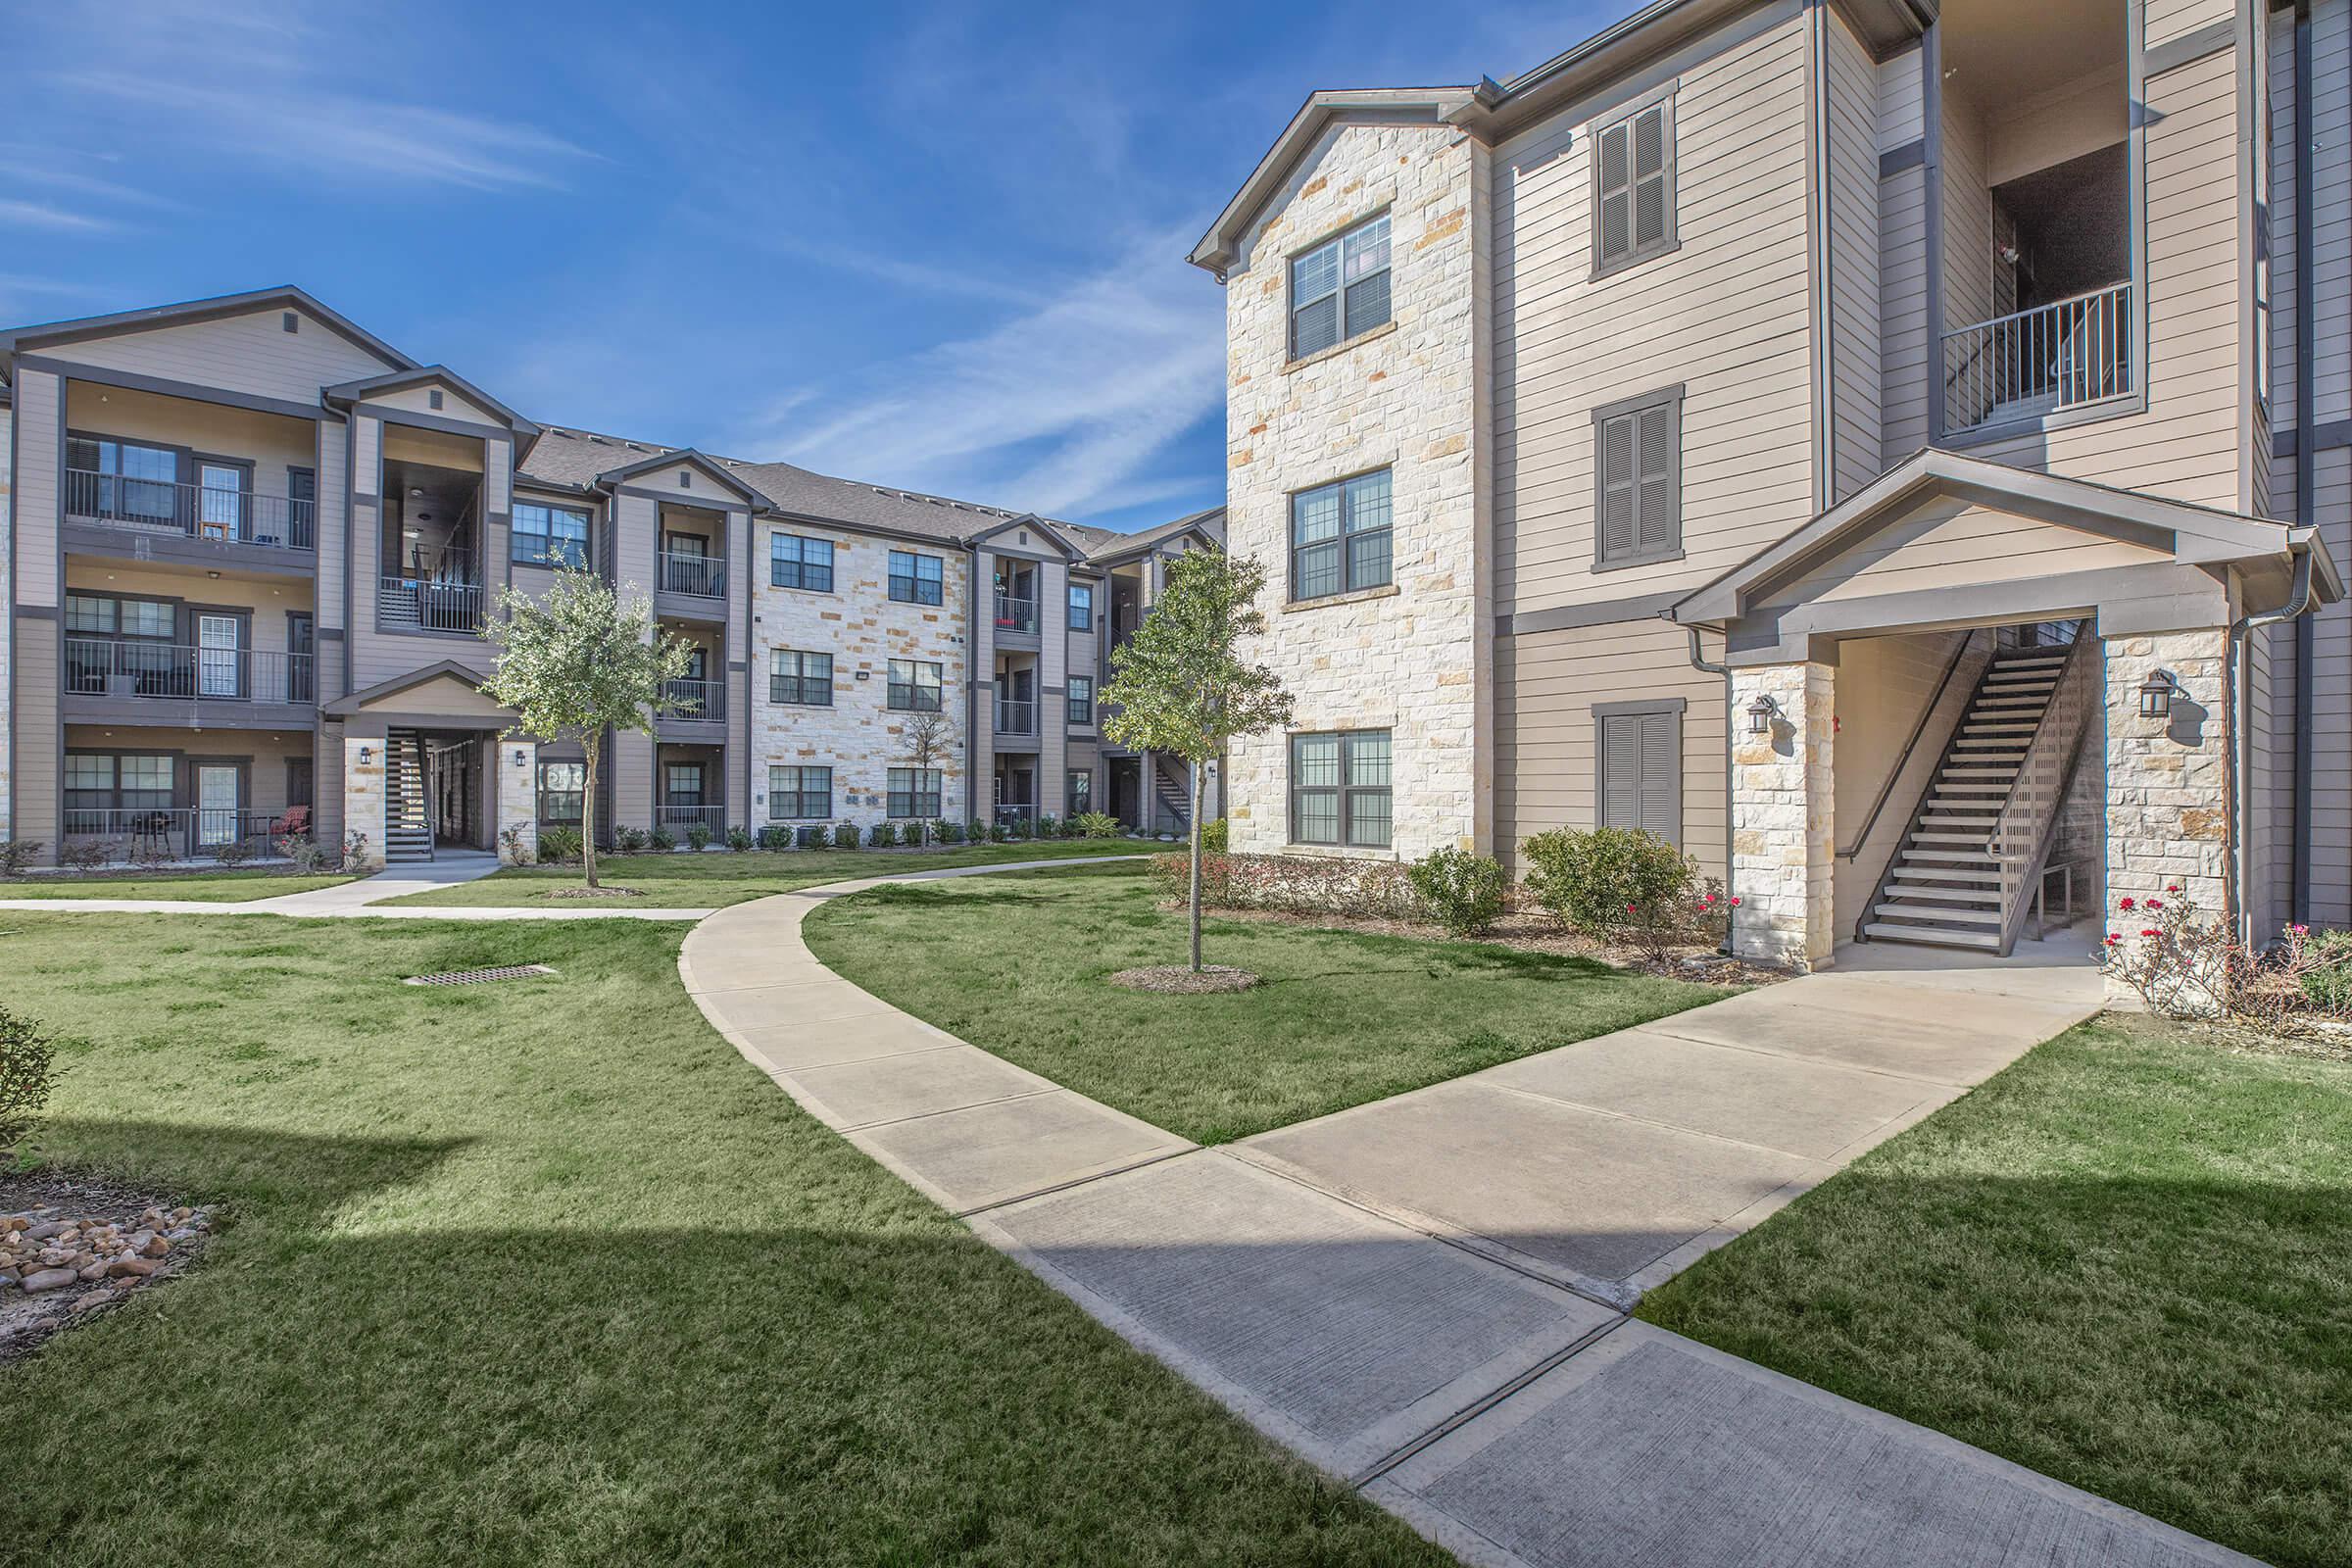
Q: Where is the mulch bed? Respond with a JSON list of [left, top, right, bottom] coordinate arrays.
[[0, 1169, 215, 1365], [1109, 964, 1260, 995], [1179, 903, 1790, 986], [543, 884, 648, 900]]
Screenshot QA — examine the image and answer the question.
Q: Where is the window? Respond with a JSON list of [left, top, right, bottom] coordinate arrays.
[[889, 550, 944, 605], [1067, 583, 1094, 630], [1066, 768, 1092, 817], [66, 435, 177, 523], [769, 765, 832, 820], [121, 599, 176, 639], [664, 763, 706, 805], [1289, 730, 1392, 848], [887, 767, 944, 820], [537, 761, 585, 825], [66, 594, 117, 634], [770, 532, 834, 591], [887, 659, 943, 711], [1290, 214, 1391, 360], [1592, 95, 1677, 275], [513, 502, 590, 568], [1291, 469, 1393, 601], [1592, 386, 1683, 568], [66, 753, 173, 819], [769, 649, 833, 706], [1594, 700, 1683, 844], [1066, 675, 1094, 726]]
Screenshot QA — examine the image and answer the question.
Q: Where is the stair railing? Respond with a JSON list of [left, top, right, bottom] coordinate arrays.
[[1985, 629, 2098, 954], [1849, 634, 2007, 944]]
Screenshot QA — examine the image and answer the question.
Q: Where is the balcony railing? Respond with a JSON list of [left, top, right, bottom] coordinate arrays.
[[658, 677, 725, 722], [996, 698, 1035, 735], [65, 470, 316, 551], [65, 638, 316, 705], [62, 807, 286, 861], [995, 593, 1037, 633], [379, 576, 484, 633], [1941, 281, 2132, 435], [655, 804, 726, 835], [660, 551, 726, 598]]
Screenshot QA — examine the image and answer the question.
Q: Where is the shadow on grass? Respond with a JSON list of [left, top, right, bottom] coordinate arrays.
[[24, 1117, 479, 1224]]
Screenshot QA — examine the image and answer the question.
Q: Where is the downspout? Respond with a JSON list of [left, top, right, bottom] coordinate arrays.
[[2226, 539, 2315, 947], [1680, 620, 1737, 955]]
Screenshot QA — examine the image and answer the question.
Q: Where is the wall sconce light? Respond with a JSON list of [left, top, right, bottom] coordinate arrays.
[[358, 745, 374, 764], [2138, 669, 2178, 719], [1744, 693, 1781, 736], [512, 748, 529, 767]]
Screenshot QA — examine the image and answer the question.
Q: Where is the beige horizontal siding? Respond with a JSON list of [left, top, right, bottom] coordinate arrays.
[[2145, 0, 2232, 49], [1760, 495, 2172, 608], [1828, 10, 1884, 502], [49, 308, 397, 408]]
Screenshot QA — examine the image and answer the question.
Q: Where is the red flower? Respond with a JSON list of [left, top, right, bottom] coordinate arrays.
[[2140, 929, 2159, 938], [2105, 933, 2121, 945], [1625, 903, 1639, 913], [2146, 899, 2163, 910], [2118, 898, 2135, 910], [1729, 897, 1741, 906], [2167, 884, 2181, 895]]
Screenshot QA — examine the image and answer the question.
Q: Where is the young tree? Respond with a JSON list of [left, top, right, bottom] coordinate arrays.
[[900, 710, 952, 845], [1102, 550, 1294, 972], [477, 566, 696, 889]]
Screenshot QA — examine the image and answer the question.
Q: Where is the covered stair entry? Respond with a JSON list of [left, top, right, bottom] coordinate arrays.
[[323, 659, 529, 872], [383, 729, 432, 863], [1859, 633, 2093, 953]]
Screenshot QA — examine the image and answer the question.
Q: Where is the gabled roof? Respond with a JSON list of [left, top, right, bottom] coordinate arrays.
[[1671, 448, 2340, 625], [0, 284, 416, 371], [964, 513, 1090, 560], [323, 366, 540, 439], [322, 659, 498, 717], [594, 447, 773, 509], [1085, 507, 1226, 564]]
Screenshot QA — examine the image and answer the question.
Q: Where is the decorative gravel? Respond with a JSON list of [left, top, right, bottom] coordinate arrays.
[[543, 884, 647, 900], [1108, 964, 1260, 994]]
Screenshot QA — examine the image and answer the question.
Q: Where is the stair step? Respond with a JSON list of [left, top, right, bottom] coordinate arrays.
[[1887, 882, 2003, 903], [1993, 653, 2068, 667], [1902, 851, 1998, 865], [1863, 922, 2002, 950], [1874, 901, 2003, 925]]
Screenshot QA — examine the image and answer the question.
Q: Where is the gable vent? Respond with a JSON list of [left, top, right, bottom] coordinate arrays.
[[282, 311, 299, 333], [428, 389, 444, 410]]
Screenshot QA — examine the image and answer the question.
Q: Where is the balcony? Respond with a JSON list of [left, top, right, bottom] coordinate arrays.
[[656, 677, 726, 726], [995, 697, 1036, 736], [62, 807, 289, 863], [65, 638, 316, 717], [994, 593, 1038, 634], [379, 575, 485, 633], [66, 469, 317, 552], [1942, 286, 2132, 437], [660, 551, 726, 599], [655, 804, 726, 837]]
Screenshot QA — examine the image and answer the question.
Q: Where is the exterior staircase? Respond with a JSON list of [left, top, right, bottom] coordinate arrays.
[[383, 728, 434, 863], [1859, 632, 2095, 953], [1150, 756, 1193, 835]]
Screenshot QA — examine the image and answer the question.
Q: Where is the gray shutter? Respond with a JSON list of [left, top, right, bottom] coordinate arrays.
[[1596, 121, 1632, 263], [1599, 713, 1641, 830], [1637, 711, 1679, 842], [1635, 402, 1680, 557], [1597, 413, 1637, 560], [1597, 706, 1682, 844], [1632, 103, 1671, 251]]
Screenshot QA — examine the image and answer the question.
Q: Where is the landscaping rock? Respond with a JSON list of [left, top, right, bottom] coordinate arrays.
[[106, 1257, 158, 1279], [20, 1268, 74, 1295]]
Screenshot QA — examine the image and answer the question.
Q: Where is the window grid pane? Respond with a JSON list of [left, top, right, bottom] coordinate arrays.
[[771, 534, 834, 591], [1067, 675, 1094, 725], [1067, 584, 1093, 629], [768, 765, 832, 820]]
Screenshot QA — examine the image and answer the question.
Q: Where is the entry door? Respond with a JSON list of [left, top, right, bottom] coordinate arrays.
[[198, 462, 244, 541], [196, 764, 240, 847], [287, 612, 315, 703], [197, 614, 241, 698]]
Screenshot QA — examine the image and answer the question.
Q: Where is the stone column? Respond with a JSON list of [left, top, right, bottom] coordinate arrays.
[[1730, 662, 1836, 970], [342, 735, 386, 871], [496, 739, 538, 865], [2102, 627, 2230, 1000]]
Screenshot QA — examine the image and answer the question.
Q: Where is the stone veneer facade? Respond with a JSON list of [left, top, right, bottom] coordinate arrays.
[[0, 404, 11, 839], [1222, 122, 1494, 860], [496, 740, 538, 864], [341, 735, 385, 870], [1729, 662, 1836, 970], [754, 522, 969, 830], [2102, 627, 2231, 972]]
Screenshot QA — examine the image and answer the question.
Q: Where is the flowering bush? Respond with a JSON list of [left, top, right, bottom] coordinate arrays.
[[1522, 827, 1697, 944], [1627, 877, 1735, 962], [1151, 852, 1424, 921], [2102, 883, 2349, 1030], [1405, 847, 1508, 937]]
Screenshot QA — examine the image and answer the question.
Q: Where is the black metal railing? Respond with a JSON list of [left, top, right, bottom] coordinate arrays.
[[64, 638, 315, 705], [995, 698, 1035, 735], [379, 575, 485, 633], [65, 469, 316, 550], [658, 677, 725, 722], [61, 807, 285, 861], [994, 593, 1037, 633], [655, 804, 726, 835], [660, 551, 726, 598]]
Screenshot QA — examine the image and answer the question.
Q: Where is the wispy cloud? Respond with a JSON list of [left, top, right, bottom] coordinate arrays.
[[0, 198, 117, 232], [746, 232, 1053, 310], [0, 149, 183, 211], [745, 226, 1224, 517]]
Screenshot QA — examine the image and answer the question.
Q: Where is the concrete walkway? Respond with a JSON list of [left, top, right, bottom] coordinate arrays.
[[0, 852, 714, 920], [681, 869, 2252, 1568]]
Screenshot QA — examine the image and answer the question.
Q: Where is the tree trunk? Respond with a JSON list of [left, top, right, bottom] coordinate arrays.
[[1188, 762, 1204, 972], [581, 744, 601, 890]]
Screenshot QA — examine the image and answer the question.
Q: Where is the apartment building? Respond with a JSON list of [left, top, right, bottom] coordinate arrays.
[[0, 287, 1219, 869], [1196, 0, 2350, 967]]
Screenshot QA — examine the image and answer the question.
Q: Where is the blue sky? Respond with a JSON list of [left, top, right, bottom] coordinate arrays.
[[1, 0, 1620, 533]]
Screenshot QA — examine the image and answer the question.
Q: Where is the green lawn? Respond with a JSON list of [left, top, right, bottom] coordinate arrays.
[[0, 910, 1446, 1566], [803, 863, 1735, 1144], [382, 839, 1146, 908], [1638, 1014, 2352, 1568], [1, 870, 353, 902]]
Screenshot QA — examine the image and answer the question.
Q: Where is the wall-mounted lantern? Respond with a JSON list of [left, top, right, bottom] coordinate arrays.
[[512, 748, 529, 767], [2137, 669, 2178, 720], [358, 745, 374, 764], [1744, 693, 1781, 736]]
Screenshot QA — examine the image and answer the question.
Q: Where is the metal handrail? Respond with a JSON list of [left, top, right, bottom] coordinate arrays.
[[657, 677, 724, 721], [995, 698, 1035, 734], [659, 551, 726, 598], [1839, 633, 1985, 859], [1941, 281, 2132, 434], [378, 575, 484, 633], [1987, 630, 2099, 953], [655, 804, 726, 833], [64, 638, 316, 705], [995, 593, 1038, 633], [61, 807, 282, 860], [65, 469, 316, 550]]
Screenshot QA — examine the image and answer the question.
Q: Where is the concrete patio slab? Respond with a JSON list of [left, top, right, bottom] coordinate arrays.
[[973, 1152, 1618, 1479], [1373, 1324, 2256, 1568], [1481, 1028, 1956, 1161], [1238, 1080, 1822, 1302], [784, 1044, 1059, 1131], [849, 1090, 1192, 1215], [1641, 976, 2087, 1086]]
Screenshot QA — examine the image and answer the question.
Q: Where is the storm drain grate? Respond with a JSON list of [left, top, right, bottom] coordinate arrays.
[[402, 964, 558, 987]]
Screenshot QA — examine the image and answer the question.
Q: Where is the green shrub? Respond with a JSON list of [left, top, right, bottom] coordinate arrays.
[[0, 1004, 62, 1154], [648, 826, 677, 853], [1200, 817, 1229, 853], [2301, 930, 2352, 1014], [869, 821, 899, 848], [282, 832, 334, 874], [1071, 811, 1123, 840], [210, 837, 256, 868], [57, 838, 113, 872], [1520, 827, 1696, 944], [832, 821, 859, 850], [613, 825, 651, 853], [726, 826, 755, 853], [756, 825, 792, 851], [685, 823, 713, 852], [1406, 847, 1508, 937], [1037, 813, 1059, 840], [0, 840, 43, 879], [538, 827, 584, 863], [938, 819, 965, 845]]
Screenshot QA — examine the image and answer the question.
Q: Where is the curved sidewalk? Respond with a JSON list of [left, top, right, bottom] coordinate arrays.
[[681, 861, 2242, 1568]]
